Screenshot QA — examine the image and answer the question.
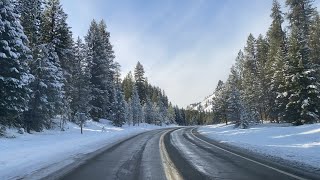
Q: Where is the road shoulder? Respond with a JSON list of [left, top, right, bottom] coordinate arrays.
[[193, 127, 320, 180]]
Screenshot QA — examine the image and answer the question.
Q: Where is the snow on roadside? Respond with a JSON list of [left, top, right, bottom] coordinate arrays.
[[0, 120, 176, 180], [198, 123, 320, 169]]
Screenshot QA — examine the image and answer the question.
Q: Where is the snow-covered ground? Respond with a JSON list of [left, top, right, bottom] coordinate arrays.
[[198, 123, 320, 169], [0, 120, 175, 180]]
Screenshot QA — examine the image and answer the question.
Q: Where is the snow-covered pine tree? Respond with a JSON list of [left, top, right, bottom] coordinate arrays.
[[235, 50, 245, 86], [285, 27, 319, 124], [122, 71, 134, 101], [158, 96, 169, 125], [309, 13, 320, 118], [41, 0, 73, 74], [0, 0, 33, 126], [27, 43, 64, 131], [15, 0, 42, 49], [212, 80, 228, 124], [284, 0, 319, 124], [226, 66, 241, 123], [85, 20, 109, 120], [69, 37, 91, 120], [41, 0, 73, 122], [167, 104, 176, 125], [174, 106, 184, 125], [241, 34, 260, 122], [134, 61, 146, 104], [255, 34, 269, 121], [125, 100, 133, 126], [112, 85, 126, 127], [113, 62, 122, 84], [144, 97, 154, 124], [271, 47, 287, 122], [265, 0, 287, 121], [98, 20, 116, 119], [131, 84, 143, 126]]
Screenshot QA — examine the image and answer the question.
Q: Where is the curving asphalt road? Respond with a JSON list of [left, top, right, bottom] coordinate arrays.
[[58, 127, 319, 180]]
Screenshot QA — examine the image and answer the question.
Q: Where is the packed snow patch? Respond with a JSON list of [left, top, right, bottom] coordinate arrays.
[[198, 123, 320, 169], [0, 120, 176, 180]]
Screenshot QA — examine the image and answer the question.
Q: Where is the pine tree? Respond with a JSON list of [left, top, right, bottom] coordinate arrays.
[[41, 0, 73, 72], [112, 85, 126, 127], [241, 34, 260, 122], [131, 84, 143, 126], [16, 0, 43, 49], [212, 81, 228, 124], [85, 20, 116, 120], [122, 71, 134, 101], [271, 47, 287, 122], [225, 66, 241, 123], [125, 100, 133, 126], [235, 50, 245, 86], [69, 37, 91, 119], [0, 0, 33, 126], [256, 34, 269, 121], [174, 106, 184, 125], [284, 0, 319, 124], [266, 0, 287, 121], [285, 26, 319, 124], [134, 61, 146, 104], [113, 62, 122, 84], [144, 97, 155, 124], [167, 104, 176, 124], [41, 0, 73, 122], [26, 44, 64, 131], [309, 12, 320, 117], [98, 20, 116, 118]]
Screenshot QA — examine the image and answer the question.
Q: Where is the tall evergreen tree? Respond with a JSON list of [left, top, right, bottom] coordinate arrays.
[[41, 0, 73, 72], [266, 0, 287, 121], [226, 66, 241, 123], [241, 34, 260, 121], [256, 34, 269, 120], [16, 0, 43, 49], [131, 84, 143, 126], [112, 85, 126, 127], [85, 20, 115, 120], [134, 61, 146, 104], [69, 37, 91, 119], [144, 97, 155, 124], [125, 100, 133, 126], [122, 71, 134, 101], [283, 0, 319, 124], [98, 20, 116, 118], [41, 0, 73, 123], [0, 0, 33, 126], [27, 44, 64, 130]]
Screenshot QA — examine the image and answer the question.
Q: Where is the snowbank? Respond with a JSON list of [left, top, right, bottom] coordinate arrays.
[[0, 120, 175, 180], [198, 123, 320, 169]]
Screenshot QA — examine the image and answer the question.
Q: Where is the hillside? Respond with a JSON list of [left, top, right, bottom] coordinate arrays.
[[188, 92, 215, 112]]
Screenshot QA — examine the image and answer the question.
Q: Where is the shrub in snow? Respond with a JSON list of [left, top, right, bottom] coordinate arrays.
[[18, 128, 25, 134]]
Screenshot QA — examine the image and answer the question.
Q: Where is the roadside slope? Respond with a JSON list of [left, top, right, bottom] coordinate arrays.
[[198, 123, 320, 172], [0, 120, 175, 180]]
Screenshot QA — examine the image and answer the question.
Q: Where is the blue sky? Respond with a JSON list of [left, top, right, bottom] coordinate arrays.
[[61, 0, 320, 107]]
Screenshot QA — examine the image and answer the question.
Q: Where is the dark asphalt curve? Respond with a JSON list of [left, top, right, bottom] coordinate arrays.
[[60, 127, 318, 180], [61, 128, 172, 180], [165, 128, 317, 180]]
